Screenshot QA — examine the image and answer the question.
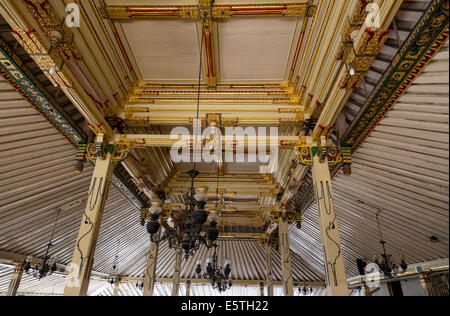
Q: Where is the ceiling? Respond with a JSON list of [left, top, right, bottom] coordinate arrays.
[[0, 75, 322, 285], [0, 0, 448, 296]]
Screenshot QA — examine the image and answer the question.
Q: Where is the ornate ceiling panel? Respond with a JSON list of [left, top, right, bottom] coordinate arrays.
[[218, 17, 299, 81], [121, 20, 201, 81]]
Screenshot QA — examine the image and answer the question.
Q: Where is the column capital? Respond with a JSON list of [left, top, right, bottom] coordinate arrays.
[[268, 206, 299, 224], [295, 144, 348, 168]]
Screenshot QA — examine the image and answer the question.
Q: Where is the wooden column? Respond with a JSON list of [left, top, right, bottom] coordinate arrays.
[[6, 263, 24, 296], [265, 244, 274, 296], [363, 282, 372, 297], [311, 137, 348, 296], [419, 273, 434, 296], [113, 281, 120, 296], [143, 230, 161, 296], [279, 211, 294, 296], [64, 144, 115, 296], [172, 248, 182, 296], [186, 280, 191, 297]]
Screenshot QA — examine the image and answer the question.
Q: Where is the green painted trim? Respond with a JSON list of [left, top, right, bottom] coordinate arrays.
[[342, 0, 449, 151], [0, 37, 86, 146]]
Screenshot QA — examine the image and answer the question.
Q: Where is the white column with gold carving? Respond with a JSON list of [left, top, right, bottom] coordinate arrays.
[[143, 229, 161, 297], [311, 137, 348, 296], [186, 280, 192, 296], [172, 248, 183, 296], [64, 135, 115, 296], [6, 263, 24, 296], [279, 209, 294, 296], [113, 280, 120, 296], [265, 244, 274, 296]]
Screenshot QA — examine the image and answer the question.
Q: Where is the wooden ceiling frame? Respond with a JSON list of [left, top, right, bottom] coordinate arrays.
[[102, 0, 317, 92]]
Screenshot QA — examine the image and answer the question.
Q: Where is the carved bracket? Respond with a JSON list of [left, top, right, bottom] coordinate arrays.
[[258, 235, 279, 249], [86, 141, 131, 165], [295, 145, 348, 168], [269, 206, 297, 224]]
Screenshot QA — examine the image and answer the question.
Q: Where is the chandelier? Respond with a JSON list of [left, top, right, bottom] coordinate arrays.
[[135, 274, 145, 291], [23, 210, 60, 279], [146, 171, 219, 260], [356, 201, 408, 279], [374, 210, 408, 278], [298, 284, 314, 296], [195, 244, 232, 293], [107, 240, 122, 285]]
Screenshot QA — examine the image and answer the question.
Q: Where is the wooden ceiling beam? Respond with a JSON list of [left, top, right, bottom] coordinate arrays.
[[119, 276, 326, 288], [116, 134, 304, 148], [101, 2, 316, 20]]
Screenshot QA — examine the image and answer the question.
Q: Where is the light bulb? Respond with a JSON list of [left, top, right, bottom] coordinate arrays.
[[349, 64, 356, 76], [49, 64, 56, 75]]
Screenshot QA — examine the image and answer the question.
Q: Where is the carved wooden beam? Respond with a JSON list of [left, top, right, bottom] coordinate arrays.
[[101, 2, 316, 20]]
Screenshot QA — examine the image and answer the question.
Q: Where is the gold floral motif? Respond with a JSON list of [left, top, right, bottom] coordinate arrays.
[[23, 0, 81, 60], [103, 6, 132, 19], [340, 28, 390, 89], [179, 7, 198, 19], [11, 29, 72, 89], [282, 4, 308, 17], [213, 7, 233, 19], [336, 0, 374, 61]]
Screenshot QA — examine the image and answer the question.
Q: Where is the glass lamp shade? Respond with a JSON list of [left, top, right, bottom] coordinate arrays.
[[206, 224, 219, 242], [193, 209, 209, 225], [194, 187, 209, 202], [146, 220, 160, 236], [149, 201, 162, 215], [181, 236, 192, 251], [206, 262, 213, 274], [224, 265, 231, 278]]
